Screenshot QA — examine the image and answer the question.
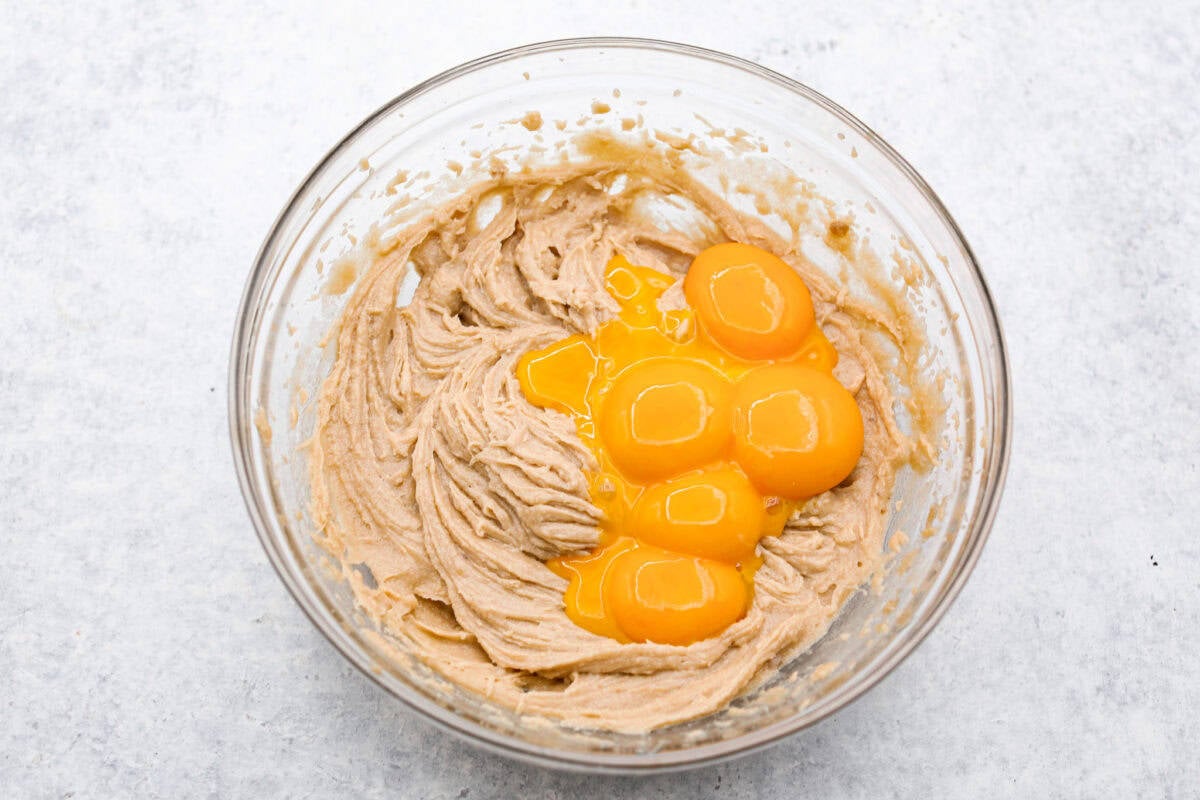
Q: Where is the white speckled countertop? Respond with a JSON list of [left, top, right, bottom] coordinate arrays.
[[3, 2, 1198, 796]]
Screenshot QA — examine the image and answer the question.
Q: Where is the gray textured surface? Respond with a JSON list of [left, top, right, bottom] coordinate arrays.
[[3, 1, 1198, 797]]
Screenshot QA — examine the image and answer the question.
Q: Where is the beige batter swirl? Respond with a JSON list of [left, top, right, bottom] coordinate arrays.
[[309, 149, 917, 733]]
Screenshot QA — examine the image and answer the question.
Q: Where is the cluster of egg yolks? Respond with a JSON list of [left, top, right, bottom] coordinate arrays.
[[517, 243, 863, 646]]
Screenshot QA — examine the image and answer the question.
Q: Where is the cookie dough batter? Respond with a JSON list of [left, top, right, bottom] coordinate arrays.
[[309, 148, 916, 733]]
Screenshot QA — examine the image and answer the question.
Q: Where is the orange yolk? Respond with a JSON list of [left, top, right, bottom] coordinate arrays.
[[684, 242, 815, 360], [518, 336, 596, 417], [546, 537, 638, 642], [518, 244, 863, 646], [626, 465, 785, 563], [598, 358, 732, 482], [732, 365, 865, 499], [605, 545, 748, 646]]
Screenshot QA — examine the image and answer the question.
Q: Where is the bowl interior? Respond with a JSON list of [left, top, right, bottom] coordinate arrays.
[[231, 39, 1008, 770]]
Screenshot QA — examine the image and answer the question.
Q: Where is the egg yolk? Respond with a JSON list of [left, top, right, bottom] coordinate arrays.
[[598, 358, 733, 482], [518, 336, 596, 417], [684, 242, 815, 360], [518, 244, 863, 646], [732, 365, 865, 499], [605, 545, 748, 645], [626, 466, 782, 563], [546, 537, 638, 642]]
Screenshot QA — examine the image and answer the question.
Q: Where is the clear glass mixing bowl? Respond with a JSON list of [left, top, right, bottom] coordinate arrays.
[[229, 38, 1010, 772]]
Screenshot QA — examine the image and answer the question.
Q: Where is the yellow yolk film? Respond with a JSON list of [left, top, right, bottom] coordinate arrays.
[[518, 245, 863, 645]]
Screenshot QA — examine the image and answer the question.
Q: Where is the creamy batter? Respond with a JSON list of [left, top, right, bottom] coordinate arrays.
[[309, 145, 919, 733]]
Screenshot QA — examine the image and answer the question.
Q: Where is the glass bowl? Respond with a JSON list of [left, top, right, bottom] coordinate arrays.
[[229, 37, 1010, 772]]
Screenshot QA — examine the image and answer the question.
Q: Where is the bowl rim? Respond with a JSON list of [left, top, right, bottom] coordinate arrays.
[[229, 35, 1012, 773]]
